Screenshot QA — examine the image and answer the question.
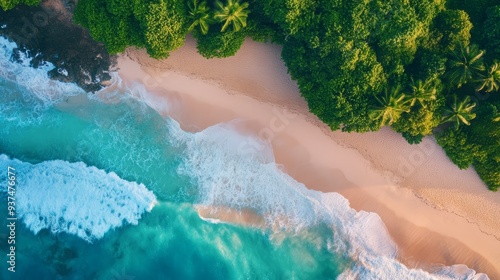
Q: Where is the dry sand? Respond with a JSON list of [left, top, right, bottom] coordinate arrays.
[[115, 36, 500, 278]]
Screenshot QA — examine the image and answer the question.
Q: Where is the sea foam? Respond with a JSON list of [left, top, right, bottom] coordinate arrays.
[[0, 154, 157, 242], [172, 121, 489, 280], [0, 36, 84, 109]]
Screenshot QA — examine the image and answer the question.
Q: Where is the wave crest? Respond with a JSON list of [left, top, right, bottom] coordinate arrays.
[[0, 36, 84, 110], [0, 154, 157, 242]]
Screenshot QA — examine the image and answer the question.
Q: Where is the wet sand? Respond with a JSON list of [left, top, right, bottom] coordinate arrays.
[[114, 37, 500, 278]]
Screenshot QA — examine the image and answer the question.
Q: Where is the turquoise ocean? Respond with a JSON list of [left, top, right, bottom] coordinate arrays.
[[0, 36, 487, 279]]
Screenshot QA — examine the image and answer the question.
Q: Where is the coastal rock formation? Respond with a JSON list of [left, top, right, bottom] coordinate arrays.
[[0, 0, 114, 92]]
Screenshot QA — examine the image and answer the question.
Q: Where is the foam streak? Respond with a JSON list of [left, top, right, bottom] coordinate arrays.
[[0, 154, 157, 242]]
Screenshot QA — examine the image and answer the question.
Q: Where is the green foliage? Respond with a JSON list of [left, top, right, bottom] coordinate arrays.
[[475, 161, 500, 192], [75, 0, 187, 58], [441, 95, 476, 130], [144, 0, 187, 59], [475, 61, 500, 92], [410, 0, 446, 23], [410, 49, 447, 81], [281, 36, 384, 132], [0, 0, 38, 11], [394, 96, 443, 143], [275, 0, 444, 131], [187, 0, 211, 35], [396, 108, 441, 143], [244, 0, 283, 43], [469, 101, 500, 191], [407, 78, 438, 107], [445, 43, 485, 88], [437, 100, 500, 191], [370, 0, 433, 76], [214, 0, 250, 32], [75, 0, 136, 54], [437, 128, 485, 169], [432, 10, 473, 51], [484, 6, 500, 59], [369, 87, 412, 127], [262, 0, 318, 36], [391, 77, 443, 143], [195, 28, 245, 58]]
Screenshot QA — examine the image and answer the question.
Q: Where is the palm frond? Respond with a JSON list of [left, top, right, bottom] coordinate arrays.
[[441, 95, 476, 130]]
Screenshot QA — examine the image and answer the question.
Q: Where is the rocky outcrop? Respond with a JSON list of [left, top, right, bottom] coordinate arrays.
[[0, 0, 114, 92]]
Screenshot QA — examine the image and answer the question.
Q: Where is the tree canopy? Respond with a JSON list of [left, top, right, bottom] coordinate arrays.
[[74, 0, 187, 58], [0, 0, 39, 11]]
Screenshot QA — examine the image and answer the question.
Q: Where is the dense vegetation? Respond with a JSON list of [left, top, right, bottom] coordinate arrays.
[[5, 0, 500, 190], [0, 0, 38, 11]]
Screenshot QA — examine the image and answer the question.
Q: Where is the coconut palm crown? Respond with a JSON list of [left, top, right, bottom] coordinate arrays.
[[187, 0, 211, 35], [408, 78, 437, 108], [475, 61, 500, 93], [369, 86, 412, 127], [214, 0, 250, 32], [441, 95, 477, 130], [446, 43, 485, 88]]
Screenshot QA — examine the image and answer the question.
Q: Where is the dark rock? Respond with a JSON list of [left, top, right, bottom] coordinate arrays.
[[0, 0, 115, 92]]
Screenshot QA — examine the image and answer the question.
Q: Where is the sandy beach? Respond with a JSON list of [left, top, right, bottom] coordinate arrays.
[[114, 36, 500, 278]]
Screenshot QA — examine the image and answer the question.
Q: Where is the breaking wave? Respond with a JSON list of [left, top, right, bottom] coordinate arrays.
[[0, 154, 157, 242], [0, 36, 83, 110], [172, 121, 488, 280]]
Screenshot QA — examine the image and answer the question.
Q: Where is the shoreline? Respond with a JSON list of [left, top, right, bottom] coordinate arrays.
[[115, 37, 500, 278], [0, 2, 113, 92]]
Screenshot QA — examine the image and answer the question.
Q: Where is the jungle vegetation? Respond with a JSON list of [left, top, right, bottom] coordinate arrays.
[[0, 0, 38, 11]]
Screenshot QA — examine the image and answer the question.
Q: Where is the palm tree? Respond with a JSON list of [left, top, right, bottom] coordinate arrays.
[[369, 86, 412, 126], [214, 0, 250, 32], [475, 61, 500, 93], [441, 95, 476, 130], [446, 43, 485, 88], [408, 78, 437, 108], [493, 113, 500, 122], [187, 0, 211, 35]]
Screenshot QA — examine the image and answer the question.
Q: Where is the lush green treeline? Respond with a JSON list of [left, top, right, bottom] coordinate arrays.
[[434, 0, 500, 190], [263, 0, 500, 190], [72, 0, 276, 59], [437, 95, 500, 190], [0, 0, 38, 11], [0, 0, 40, 11], [4, 0, 499, 190]]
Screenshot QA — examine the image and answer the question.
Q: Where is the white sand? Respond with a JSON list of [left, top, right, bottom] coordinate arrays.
[[115, 36, 500, 278]]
